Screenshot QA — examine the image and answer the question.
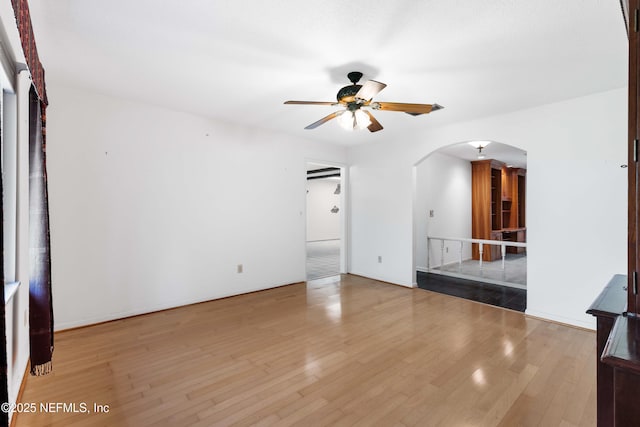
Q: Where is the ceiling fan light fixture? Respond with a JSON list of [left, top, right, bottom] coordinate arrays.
[[337, 109, 371, 131], [467, 140, 492, 159], [354, 109, 371, 130], [337, 110, 354, 131], [468, 140, 492, 148]]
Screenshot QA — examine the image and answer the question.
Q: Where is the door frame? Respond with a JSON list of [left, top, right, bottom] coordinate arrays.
[[305, 159, 349, 277]]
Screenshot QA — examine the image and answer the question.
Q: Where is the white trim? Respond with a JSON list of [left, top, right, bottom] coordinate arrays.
[[305, 159, 349, 276], [4, 281, 19, 304], [525, 309, 595, 330]]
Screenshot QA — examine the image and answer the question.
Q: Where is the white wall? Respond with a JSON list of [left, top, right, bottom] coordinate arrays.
[[46, 84, 347, 330], [306, 178, 341, 241], [40, 83, 631, 331], [414, 152, 472, 270], [350, 88, 627, 328]]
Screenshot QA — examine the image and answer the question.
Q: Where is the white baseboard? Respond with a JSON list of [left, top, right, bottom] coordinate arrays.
[[525, 309, 596, 330]]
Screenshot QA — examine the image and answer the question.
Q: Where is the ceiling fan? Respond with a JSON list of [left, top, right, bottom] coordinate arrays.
[[284, 71, 443, 133]]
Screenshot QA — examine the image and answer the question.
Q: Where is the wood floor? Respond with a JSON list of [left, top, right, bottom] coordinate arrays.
[[15, 274, 596, 426]]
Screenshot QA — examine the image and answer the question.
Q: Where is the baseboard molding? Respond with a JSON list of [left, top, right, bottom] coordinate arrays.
[[10, 360, 30, 427], [55, 281, 304, 332], [347, 272, 413, 288], [525, 309, 596, 331]]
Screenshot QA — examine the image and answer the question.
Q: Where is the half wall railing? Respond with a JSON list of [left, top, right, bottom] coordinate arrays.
[[426, 236, 527, 287]]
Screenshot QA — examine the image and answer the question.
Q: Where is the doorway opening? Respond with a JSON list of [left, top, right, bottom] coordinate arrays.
[[413, 140, 527, 311], [306, 162, 346, 280]]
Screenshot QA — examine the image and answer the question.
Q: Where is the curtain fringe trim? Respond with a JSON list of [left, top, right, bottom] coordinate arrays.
[[31, 361, 52, 376]]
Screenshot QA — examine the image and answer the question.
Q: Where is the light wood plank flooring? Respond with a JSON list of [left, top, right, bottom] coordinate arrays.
[[15, 274, 596, 426]]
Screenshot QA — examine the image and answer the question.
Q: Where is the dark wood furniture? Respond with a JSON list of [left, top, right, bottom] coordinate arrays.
[[587, 275, 627, 426], [588, 2, 640, 426], [471, 159, 526, 261], [501, 228, 526, 254], [601, 315, 640, 425], [471, 159, 502, 261], [503, 167, 526, 230]]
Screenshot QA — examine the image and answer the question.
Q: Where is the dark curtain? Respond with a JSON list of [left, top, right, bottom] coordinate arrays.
[[28, 87, 53, 376]]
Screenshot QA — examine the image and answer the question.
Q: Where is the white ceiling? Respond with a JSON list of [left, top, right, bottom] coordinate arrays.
[[27, 0, 627, 148]]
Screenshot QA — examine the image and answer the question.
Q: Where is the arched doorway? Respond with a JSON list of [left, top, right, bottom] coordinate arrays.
[[413, 140, 527, 311]]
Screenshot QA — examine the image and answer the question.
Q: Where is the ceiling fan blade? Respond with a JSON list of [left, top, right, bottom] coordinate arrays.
[[374, 102, 443, 115], [364, 111, 383, 132], [355, 80, 387, 102], [304, 111, 341, 129], [284, 101, 338, 106]]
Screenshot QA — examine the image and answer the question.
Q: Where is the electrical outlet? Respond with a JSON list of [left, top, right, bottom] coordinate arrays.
[[378, 256, 382, 263], [237, 264, 243, 273], [429, 210, 434, 218]]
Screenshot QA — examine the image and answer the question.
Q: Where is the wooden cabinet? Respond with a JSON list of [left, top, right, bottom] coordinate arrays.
[[588, 279, 640, 427], [502, 229, 526, 254], [587, 275, 627, 427], [501, 167, 526, 230], [471, 160, 502, 261], [489, 231, 502, 260], [517, 172, 526, 229], [472, 160, 526, 261], [501, 167, 512, 201], [515, 229, 526, 253], [490, 167, 502, 231]]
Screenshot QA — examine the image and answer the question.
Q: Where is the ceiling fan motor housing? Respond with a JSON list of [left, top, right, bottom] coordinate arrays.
[[337, 85, 362, 103], [336, 71, 366, 103]]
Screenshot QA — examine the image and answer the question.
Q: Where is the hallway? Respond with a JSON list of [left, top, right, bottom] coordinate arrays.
[[306, 239, 340, 280]]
